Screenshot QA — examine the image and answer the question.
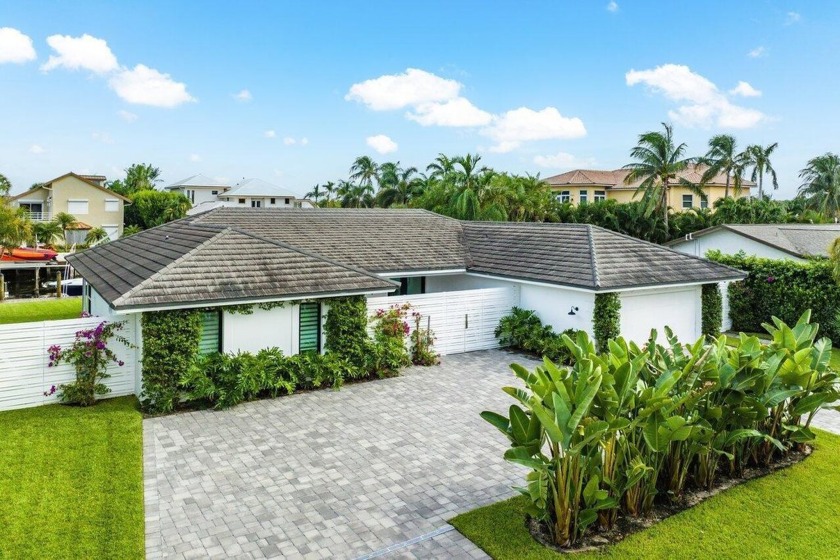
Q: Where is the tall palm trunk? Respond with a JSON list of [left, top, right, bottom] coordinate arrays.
[[758, 169, 764, 200], [663, 179, 669, 228], [725, 174, 730, 199]]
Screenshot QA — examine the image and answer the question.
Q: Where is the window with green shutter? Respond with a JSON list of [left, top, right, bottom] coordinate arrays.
[[299, 302, 321, 353], [198, 311, 221, 355]]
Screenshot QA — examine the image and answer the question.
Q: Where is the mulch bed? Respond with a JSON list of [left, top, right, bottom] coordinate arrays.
[[527, 447, 812, 553]]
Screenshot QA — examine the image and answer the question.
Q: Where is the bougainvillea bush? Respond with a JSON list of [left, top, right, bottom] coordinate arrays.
[[47, 320, 130, 406]]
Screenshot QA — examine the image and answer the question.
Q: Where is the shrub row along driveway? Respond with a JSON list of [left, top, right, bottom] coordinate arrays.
[[144, 350, 540, 559]]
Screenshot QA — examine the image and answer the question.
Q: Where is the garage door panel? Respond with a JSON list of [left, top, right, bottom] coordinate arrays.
[[619, 288, 699, 344], [367, 286, 519, 355]]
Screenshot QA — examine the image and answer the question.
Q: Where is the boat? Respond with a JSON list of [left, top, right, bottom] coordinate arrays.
[[44, 276, 84, 297], [5, 247, 58, 261]]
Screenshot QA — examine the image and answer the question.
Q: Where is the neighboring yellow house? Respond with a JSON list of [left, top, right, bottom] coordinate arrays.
[[10, 172, 131, 242], [544, 165, 754, 210]]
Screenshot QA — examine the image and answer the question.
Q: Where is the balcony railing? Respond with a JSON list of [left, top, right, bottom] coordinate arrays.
[[23, 211, 52, 222]]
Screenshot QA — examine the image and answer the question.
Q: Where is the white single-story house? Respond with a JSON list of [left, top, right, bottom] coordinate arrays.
[[67, 208, 744, 389], [666, 223, 840, 331], [666, 223, 840, 262]]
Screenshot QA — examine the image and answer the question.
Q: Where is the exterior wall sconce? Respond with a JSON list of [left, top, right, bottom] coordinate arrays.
[[568, 306, 579, 316]]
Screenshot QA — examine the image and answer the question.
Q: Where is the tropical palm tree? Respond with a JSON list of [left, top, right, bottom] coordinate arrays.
[[122, 225, 142, 237], [699, 134, 748, 199], [85, 227, 110, 245], [0, 204, 32, 258], [322, 181, 336, 203], [426, 153, 455, 180], [33, 220, 63, 246], [622, 123, 700, 227], [377, 166, 422, 207], [53, 212, 78, 243], [0, 172, 11, 196], [305, 184, 324, 205], [797, 153, 840, 219], [744, 143, 779, 200], [349, 156, 379, 191]]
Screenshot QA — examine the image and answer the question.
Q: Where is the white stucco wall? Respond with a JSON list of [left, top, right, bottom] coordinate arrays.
[[670, 230, 805, 261], [89, 287, 119, 320], [619, 285, 702, 344], [521, 284, 595, 335], [222, 305, 299, 355]]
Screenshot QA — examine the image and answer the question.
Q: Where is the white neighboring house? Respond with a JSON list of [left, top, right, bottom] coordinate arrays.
[[666, 223, 840, 330], [182, 177, 313, 215], [165, 174, 231, 207]]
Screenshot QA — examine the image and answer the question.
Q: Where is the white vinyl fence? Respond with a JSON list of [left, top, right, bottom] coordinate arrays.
[[0, 317, 138, 411], [367, 286, 520, 355]]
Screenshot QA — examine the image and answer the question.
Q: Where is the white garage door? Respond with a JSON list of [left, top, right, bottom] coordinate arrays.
[[367, 286, 520, 355], [619, 286, 701, 344]]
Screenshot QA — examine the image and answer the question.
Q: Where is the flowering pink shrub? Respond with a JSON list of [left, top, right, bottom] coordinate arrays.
[[47, 321, 131, 406]]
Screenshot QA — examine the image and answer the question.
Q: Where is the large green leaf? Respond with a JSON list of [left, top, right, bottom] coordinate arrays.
[[480, 411, 509, 435]]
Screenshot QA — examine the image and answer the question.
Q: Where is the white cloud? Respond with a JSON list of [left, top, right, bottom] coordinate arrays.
[[748, 46, 766, 58], [0, 27, 37, 64], [189, 153, 201, 162], [264, 130, 276, 138], [482, 107, 586, 153], [234, 89, 252, 102], [42, 33, 118, 73], [533, 152, 596, 169], [91, 131, 114, 144], [29, 144, 45, 154], [346, 68, 461, 110], [729, 81, 762, 98], [300, 137, 309, 146], [606, 1, 619, 13], [406, 97, 493, 127], [283, 137, 296, 145], [785, 11, 801, 25], [625, 63, 766, 129], [117, 109, 138, 122], [108, 64, 195, 107], [366, 134, 398, 154]]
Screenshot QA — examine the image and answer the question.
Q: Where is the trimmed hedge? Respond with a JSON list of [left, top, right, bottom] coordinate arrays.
[[495, 307, 579, 365], [701, 283, 723, 338], [141, 309, 202, 413], [593, 292, 621, 351], [707, 251, 840, 343]]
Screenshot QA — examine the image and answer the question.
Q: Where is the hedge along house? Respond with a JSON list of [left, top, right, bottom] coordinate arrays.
[[65, 208, 744, 393]]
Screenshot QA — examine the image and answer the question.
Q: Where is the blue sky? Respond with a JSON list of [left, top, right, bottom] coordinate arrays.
[[1, 1, 837, 198]]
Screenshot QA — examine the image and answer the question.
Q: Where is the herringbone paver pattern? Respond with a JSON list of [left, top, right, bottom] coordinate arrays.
[[145, 350, 540, 559]]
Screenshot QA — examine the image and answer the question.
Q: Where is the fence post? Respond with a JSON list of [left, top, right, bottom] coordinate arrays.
[[0, 273, 4, 302], [56, 272, 62, 299]]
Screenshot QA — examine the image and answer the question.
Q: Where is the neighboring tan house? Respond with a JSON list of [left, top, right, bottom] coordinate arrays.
[[666, 224, 840, 262], [10, 172, 130, 242], [544, 164, 754, 210], [164, 174, 231, 207]]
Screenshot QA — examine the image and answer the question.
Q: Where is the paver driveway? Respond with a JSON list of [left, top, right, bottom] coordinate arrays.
[[144, 349, 540, 559]]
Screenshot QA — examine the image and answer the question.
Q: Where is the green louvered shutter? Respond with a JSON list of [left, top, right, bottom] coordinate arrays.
[[299, 303, 321, 353], [198, 311, 221, 355]]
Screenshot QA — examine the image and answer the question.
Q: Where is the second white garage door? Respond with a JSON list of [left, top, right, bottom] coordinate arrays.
[[367, 286, 520, 355], [619, 286, 702, 344]]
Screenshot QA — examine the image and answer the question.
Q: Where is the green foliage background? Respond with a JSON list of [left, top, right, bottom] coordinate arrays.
[[593, 293, 621, 351], [701, 283, 723, 337]]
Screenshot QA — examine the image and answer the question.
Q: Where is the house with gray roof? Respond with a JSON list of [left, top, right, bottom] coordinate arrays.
[[167, 175, 313, 215], [68, 208, 743, 367], [165, 174, 231, 207], [666, 223, 840, 261]]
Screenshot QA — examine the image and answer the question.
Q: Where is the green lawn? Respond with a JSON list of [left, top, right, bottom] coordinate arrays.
[[0, 397, 145, 559], [0, 297, 83, 324], [451, 430, 840, 559]]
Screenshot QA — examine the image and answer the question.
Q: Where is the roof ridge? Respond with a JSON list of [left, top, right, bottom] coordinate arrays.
[[587, 225, 601, 289], [113, 227, 229, 306]]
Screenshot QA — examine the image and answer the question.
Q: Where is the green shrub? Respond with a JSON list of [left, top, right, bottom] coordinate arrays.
[[495, 307, 579, 365], [593, 293, 621, 351], [324, 296, 370, 366], [141, 310, 201, 413], [179, 347, 350, 409], [410, 309, 440, 366], [701, 283, 723, 337], [367, 303, 411, 377], [482, 311, 839, 548], [707, 251, 840, 343]]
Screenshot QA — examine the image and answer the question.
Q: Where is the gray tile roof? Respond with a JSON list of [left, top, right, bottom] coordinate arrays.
[[463, 222, 745, 290], [69, 208, 745, 311], [191, 208, 468, 273], [221, 178, 301, 199], [668, 224, 840, 258], [67, 220, 396, 310], [166, 174, 230, 189]]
